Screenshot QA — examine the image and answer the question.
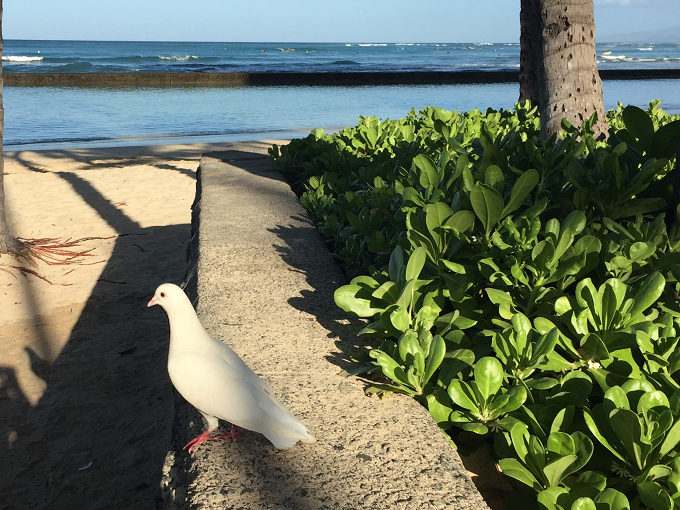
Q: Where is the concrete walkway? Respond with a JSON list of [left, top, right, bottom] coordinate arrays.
[[162, 142, 487, 509]]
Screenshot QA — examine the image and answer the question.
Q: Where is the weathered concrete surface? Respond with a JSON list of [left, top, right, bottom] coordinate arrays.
[[162, 145, 488, 509], [5, 69, 679, 88]]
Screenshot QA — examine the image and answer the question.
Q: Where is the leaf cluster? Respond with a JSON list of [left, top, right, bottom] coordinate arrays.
[[271, 100, 680, 509]]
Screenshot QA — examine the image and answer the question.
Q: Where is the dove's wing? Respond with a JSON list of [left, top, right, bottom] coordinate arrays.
[[169, 346, 314, 448]]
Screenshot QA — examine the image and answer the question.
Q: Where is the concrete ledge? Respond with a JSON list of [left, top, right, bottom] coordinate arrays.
[[165, 143, 487, 509], [4, 69, 680, 88]]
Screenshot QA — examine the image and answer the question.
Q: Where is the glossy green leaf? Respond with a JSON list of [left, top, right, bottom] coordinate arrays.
[[638, 391, 670, 416], [423, 335, 446, 386], [406, 246, 427, 281], [501, 168, 539, 219], [605, 386, 630, 410], [547, 431, 575, 457], [609, 408, 649, 470], [638, 481, 674, 510], [611, 198, 666, 220], [426, 387, 453, 427], [629, 241, 656, 262], [651, 118, 680, 159], [498, 458, 541, 491], [593, 489, 630, 510], [474, 356, 503, 402], [537, 486, 569, 510], [622, 105, 654, 149], [561, 210, 587, 236], [571, 498, 596, 510], [445, 210, 476, 233], [398, 329, 421, 363], [543, 454, 578, 487], [412, 154, 440, 188], [389, 247, 405, 284], [574, 469, 607, 492], [510, 421, 531, 463], [659, 419, 680, 457], [581, 333, 610, 361], [484, 164, 504, 190], [470, 183, 504, 236], [372, 281, 399, 304], [583, 407, 628, 463], [438, 349, 475, 386], [497, 385, 527, 414], [567, 432, 594, 477], [629, 271, 665, 318], [439, 259, 467, 274], [369, 349, 408, 386], [527, 377, 560, 390], [447, 379, 479, 412], [389, 306, 410, 333], [334, 280, 384, 317]]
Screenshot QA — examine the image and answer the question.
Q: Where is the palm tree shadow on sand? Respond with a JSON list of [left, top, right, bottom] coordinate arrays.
[[0, 161, 190, 509]]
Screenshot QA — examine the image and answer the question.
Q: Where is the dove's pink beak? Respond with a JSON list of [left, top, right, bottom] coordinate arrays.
[[147, 297, 158, 307]]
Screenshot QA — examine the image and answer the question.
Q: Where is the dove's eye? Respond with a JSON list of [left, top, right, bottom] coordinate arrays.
[[160, 292, 166, 298]]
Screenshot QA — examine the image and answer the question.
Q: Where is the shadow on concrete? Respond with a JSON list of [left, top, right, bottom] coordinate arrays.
[[269, 221, 376, 373], [201, 149, 373, 372], [200, 149, 374, 375], [0, 160, 190, 509]]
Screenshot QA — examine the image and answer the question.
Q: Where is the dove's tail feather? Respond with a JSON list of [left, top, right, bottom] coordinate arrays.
[[265, 428, 316, 449], [261, 416, 316, 449]]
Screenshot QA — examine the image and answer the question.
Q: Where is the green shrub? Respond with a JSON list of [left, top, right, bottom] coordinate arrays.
[[270, 100, 680, 509]]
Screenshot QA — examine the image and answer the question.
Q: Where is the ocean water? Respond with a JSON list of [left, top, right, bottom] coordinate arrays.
[[3, 40, 680, 74], [5, 80, 679, 150], [2, 40, 679, 150]]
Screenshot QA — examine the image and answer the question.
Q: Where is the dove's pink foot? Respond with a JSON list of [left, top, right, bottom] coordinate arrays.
[[184, 428, 216, 453], [214, 424, 241, 443], [184, 425, 241, 453]]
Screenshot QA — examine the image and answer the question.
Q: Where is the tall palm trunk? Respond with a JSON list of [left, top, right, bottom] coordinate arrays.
[[0, 0, 22, 255], [519, 0, 607, 138]]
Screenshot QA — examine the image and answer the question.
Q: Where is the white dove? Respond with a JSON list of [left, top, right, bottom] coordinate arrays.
[[148, 283, 315, 452]]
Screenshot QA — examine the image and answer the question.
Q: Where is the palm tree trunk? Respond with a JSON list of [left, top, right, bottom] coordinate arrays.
[[519, 0, 542, 107], [0, 0, 22, 255], [520, 0, 608, 138]]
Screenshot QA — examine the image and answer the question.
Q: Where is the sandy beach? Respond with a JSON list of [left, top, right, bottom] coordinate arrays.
[[0, 141, 279, 509]]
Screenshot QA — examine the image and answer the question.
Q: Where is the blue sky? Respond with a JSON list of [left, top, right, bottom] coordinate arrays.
[[4, 0, 680, 42]]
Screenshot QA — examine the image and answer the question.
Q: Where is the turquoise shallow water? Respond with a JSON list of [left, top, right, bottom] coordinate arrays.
[[4, 80, 679, 150]]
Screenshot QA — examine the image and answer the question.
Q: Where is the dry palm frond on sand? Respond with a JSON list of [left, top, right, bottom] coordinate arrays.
[[0, 235, 116, 285]]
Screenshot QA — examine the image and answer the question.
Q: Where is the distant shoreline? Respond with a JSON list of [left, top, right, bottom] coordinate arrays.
[[4, 69, 680, 87]]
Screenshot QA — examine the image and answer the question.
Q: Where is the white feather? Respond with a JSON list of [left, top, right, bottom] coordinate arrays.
[[150, 283, 315, 449]]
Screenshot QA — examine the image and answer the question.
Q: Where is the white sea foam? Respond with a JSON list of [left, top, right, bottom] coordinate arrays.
[[3, 55, 43, 63], [601, 54, 628, 60], [395, 43, 414, 46], [478, 43, 493, 46], [158, 55, 198, 61], [345, 44, 351, 46], [638, 47, 653, 51], [357, 43, 387, 47], [638, 58, 656, 62]]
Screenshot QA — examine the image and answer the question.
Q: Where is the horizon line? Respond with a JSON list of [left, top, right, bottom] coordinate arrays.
[[4, 38, 679, 45]]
